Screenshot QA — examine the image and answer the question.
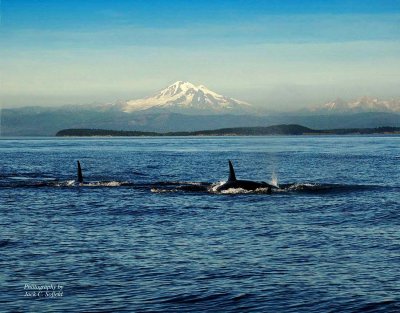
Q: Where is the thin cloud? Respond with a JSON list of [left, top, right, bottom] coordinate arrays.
[[2, 13, 399, 51]]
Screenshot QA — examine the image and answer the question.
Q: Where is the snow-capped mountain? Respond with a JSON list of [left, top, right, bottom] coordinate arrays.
[[310, 96, 400, 113], [122, 81, 253, 115]]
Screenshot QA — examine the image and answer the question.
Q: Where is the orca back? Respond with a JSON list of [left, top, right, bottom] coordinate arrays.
[[228, 160, 237, 181]]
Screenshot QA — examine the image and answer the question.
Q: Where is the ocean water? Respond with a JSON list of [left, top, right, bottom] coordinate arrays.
[[1, 136, 399, 312]]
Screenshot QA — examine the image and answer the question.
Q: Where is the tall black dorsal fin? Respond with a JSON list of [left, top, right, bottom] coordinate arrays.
[[228, 160, 237, 181], [77, 161, 83, 183]]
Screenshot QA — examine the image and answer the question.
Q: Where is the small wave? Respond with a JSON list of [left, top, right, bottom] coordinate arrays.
[[150, 181, 210, 193], [66, 180, 76, 187], [286, 183, 322, 191], [152, 181, 206, 186], [151, 188, 177, 193], [83, 181, 123, 187], [52, 180, 128, 187], [217, 187, 272, 194], [8, 176, 56, 182], [231, 293, 251, 301], [53, 180, 76, 187], [9, 176, 36, 181], [181, 181, 203, 186], [209, 181, 272, 194]]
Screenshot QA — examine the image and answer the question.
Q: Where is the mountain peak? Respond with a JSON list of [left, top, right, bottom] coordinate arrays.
[[158, 81, 197, 98], [123, 81, 252, 115]]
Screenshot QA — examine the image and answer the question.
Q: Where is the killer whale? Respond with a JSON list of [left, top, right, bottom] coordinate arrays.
[[77, 161, 83, 183], [216, 160, 273, 193]]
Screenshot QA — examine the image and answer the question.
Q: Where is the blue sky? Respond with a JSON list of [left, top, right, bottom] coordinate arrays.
[[1, 0, 399, 108]]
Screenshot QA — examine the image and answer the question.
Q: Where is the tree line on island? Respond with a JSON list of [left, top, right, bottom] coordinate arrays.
[[56, 125, 400, 137]]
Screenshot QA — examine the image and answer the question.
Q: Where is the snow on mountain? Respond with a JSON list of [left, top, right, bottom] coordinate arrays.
[[310, 96, 400, 113], [122, 81, 253, 114]]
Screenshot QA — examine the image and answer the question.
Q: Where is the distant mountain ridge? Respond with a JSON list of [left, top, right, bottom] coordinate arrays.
[[122, 81, 253, 115], [309, 96, 400, 114]]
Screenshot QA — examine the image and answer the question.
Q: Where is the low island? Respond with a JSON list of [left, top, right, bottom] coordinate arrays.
[[56, 125, 400, 137]]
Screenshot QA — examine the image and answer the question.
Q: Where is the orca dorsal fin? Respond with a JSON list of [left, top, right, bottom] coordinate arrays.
[[228, 160, 237, 181], [77, 161, 83, 183]]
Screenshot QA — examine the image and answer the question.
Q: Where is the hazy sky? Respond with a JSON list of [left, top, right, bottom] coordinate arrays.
[[1, 0, 399, 109]]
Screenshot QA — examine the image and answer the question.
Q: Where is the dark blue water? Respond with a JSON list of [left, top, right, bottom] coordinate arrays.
[[1, 136, 399, 312]]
